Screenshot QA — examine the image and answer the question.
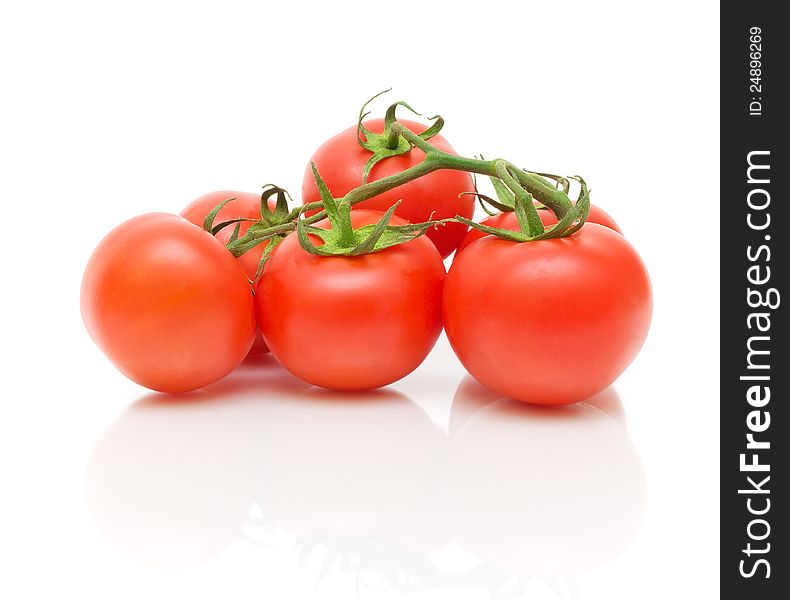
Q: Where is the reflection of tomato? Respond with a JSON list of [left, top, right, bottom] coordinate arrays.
[[254, 389, 449, 555], [302, 119, 475, 258], [81, 213, 255, 392], [86, 361, 310, 569], [86, 392, 263, 569], [181, 190, 274, 356], [444, 224, 652, 405], [447, 379, 645, 576], [256, 210, 445, 390], [450, 375, 627, 436], [457, 204, 622, 253]]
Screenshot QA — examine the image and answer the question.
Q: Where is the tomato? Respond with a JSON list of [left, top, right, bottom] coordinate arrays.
[[181, 190, 275, 356], [81, 213, 256, 393], [457, 203, 622, 253], [256, 210, 445, 390], [302, 118, 475, 258], [443, 223, 652, 405]]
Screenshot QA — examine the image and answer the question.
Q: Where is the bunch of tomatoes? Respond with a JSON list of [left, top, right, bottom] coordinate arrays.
[[81, 96, 652, 405]]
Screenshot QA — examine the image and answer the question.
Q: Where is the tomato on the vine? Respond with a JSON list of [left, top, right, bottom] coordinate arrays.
[[457, 203, 622, 253], [443, 223, 652, 405], [302, 119, 475, 258], [255, 210, 446, 391], [81, 213, 256, 393]]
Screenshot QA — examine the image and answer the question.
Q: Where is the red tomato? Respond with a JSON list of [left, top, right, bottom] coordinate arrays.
[[457, 203, 622, 253], [443, 223, 652, 405], [81, 213, 256, 393], [181, 190, 276, 356], [302, 118, 475, 258], [256, 210, 446, 390]]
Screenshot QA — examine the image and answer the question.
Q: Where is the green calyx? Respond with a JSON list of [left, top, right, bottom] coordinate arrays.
[[357, 89, 445, 183], [459, 168, 591, 242], [454, 154, 590, 241], [203, 185, 297, 238], [297, 163, 442, 257], [204, 185, 297, 282]]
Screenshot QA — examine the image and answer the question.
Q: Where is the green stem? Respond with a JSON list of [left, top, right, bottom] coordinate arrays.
[[226, 222, 295, 257], [226, 120, 576, 254], [512, 169, 573, 219], [495, 161, 544, 236], [343, 155, 446, 205], [397, 124, 572, 218], [337, 202, 356, 246]]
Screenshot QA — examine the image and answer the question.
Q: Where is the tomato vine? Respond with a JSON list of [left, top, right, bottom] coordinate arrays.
[[212, 92, 592, 277]]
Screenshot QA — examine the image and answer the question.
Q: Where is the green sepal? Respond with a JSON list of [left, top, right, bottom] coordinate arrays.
[[474, 170, 567, 216], [250, 233, 284, 284], [202, 196, 237, 232], [203, 186, 294, 238], [456, 174, 591, 243], [226, 230, 282, 258], [225, 182, 298, 259], [258, 184, 294, 225], [464, 171, 500, 216], [469, 173, 531, 217], [455, 216, 531, 243], [356, 90, 445, 183], [530, 176, 591, 239], [201, 196, 257, 237], [529, 171, 571, 195], [348, 201, 401, 255], [309, 162, 357, 245], [468, 155, 516, 214], [228, 221, 242, 244], [296, 200, 440, 257], [513, 191, 544, 236], [494, 161, 545, 237], [524, 176, 590, 240], [459, 191, 505, 216], [490, 175, 516, 210], [210, 217, 256, 236]]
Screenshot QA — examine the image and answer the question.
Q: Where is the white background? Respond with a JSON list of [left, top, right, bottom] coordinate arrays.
[[0, 1, 720, 598]]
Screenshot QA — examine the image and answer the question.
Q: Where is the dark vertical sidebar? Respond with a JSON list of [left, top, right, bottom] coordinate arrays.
[[721, 3, 787, 599]]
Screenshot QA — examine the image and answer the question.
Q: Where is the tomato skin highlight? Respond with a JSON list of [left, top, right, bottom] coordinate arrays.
[[457, 204, 623, 253], [443, 223, 652, 405], [81, 213, 256, 393], [302, 118, 475, 258], [256, 210, 446, 391]]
